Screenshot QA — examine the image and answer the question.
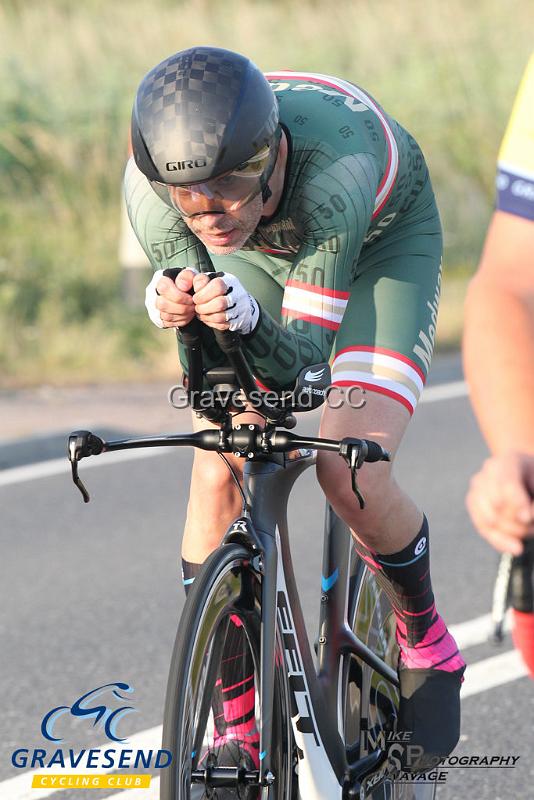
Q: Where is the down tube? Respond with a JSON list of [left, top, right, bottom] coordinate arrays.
[[245, 457, 346, 798], [316, 503, 353, 718]]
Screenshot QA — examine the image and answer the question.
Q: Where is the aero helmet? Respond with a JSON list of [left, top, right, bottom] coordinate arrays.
[[131, 46, 280, 215]]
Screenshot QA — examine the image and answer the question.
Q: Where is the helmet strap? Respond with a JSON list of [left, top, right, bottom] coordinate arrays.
[[261, 184, 273, 203], [260, 126, 282, 204]]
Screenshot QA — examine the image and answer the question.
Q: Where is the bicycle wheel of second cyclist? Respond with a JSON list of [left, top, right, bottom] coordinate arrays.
[[341, 556, 437, 800], [161, 543, 295, 800]]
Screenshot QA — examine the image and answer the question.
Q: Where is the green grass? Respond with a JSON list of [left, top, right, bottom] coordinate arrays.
[[0, 0, 532, 386]]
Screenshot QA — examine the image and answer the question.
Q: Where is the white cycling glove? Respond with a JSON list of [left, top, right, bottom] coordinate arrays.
[[144, 267, 199, 329], [218, 272, 260, 335]]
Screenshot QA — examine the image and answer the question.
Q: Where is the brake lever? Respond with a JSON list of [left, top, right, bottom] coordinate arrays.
[[67, 430, 105, 503], [339, 440, 368, 510], [70, 460, 90, 503]]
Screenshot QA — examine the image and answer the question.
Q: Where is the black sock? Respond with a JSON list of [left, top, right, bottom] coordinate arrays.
[[353, 518, 464, 671], [181, 558, 203, 595]]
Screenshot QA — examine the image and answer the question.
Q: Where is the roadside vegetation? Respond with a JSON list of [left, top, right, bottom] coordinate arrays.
[[1, 0, 531, 386]]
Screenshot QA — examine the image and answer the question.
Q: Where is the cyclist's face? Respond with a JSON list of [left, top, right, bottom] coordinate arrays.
[[182, 193, 264, 255], [178, 131, 287, 255]]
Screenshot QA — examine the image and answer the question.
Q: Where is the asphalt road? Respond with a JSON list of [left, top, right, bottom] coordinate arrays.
[[1, 355, 533, 800]]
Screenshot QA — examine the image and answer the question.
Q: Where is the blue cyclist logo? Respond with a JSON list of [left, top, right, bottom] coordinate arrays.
[[41, 682, 136, 743]]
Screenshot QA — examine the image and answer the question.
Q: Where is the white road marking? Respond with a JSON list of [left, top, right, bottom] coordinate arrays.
[[449, 611, 511, 650], [0, 446, 172, 489], [420, 379, 468, 403], [461, 648, 530, 699]]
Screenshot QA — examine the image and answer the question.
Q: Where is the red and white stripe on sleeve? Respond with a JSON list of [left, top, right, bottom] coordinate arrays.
[[281, 279, 349, 331], [332, 346, 426, 415]]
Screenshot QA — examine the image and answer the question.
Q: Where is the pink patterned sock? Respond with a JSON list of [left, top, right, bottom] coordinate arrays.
[[218, 615, 260, 762], [353, 517, 465, 675]]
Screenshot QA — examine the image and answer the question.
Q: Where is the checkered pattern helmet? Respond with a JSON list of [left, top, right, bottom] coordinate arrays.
[[131, 46, 279, 186]]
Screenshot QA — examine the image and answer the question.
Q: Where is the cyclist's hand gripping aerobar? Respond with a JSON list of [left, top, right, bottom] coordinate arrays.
[[145, 268, 259, 336], [145, 267, 198, 329], [192, 272, 260, 334]]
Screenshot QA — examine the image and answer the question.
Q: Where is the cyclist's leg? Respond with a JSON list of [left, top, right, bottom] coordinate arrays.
[[316, 210, 464, 769], [182, 414, 246, 562]]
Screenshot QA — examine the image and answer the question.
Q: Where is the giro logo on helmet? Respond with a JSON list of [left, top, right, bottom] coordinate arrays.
[[166, 159, 208, 172]]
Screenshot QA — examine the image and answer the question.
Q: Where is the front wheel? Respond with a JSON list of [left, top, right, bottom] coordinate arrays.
[[161, 543, 295, 800]]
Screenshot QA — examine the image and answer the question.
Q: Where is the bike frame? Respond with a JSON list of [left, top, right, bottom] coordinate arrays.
[[223, 447, 399, 798]]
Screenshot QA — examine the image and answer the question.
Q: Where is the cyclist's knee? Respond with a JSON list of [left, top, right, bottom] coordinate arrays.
[[185, 452, 244, 556], [191, 449, 243, 492], [317, 451, 395, 528]]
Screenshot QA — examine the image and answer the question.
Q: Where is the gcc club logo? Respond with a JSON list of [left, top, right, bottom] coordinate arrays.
[[41, 682, 136, 743]]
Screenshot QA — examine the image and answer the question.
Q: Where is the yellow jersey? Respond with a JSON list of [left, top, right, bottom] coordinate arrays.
[[496, 54, 534, 221]]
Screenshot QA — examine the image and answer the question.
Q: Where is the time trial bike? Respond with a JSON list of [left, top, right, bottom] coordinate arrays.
[[68, 308, 438, 800]]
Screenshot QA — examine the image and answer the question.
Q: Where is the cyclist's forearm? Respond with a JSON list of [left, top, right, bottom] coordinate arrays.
[[242, 306, 325, 390], [463, 275, 534, 455]]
